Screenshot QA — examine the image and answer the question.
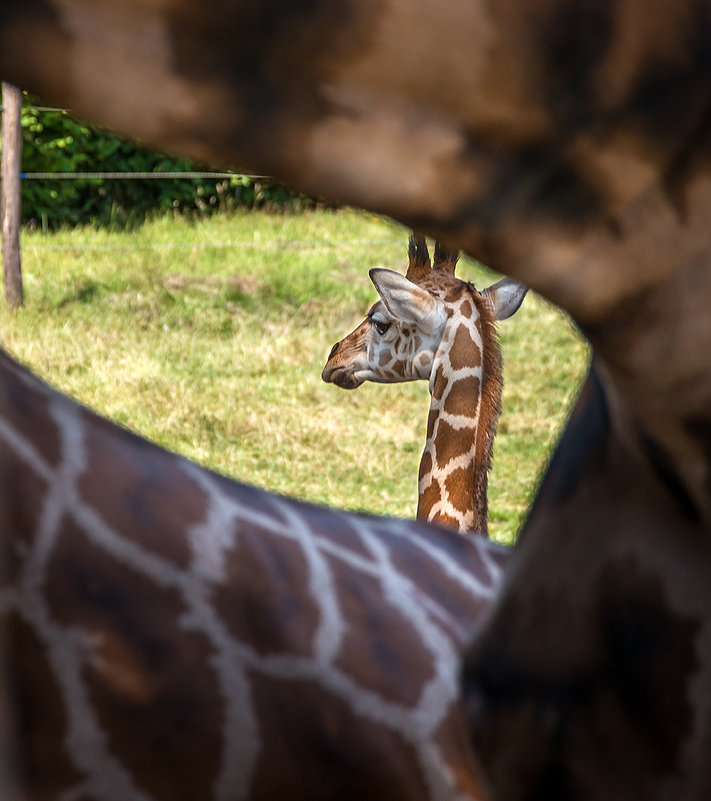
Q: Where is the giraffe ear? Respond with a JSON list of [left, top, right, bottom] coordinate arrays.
[[369, 268, 446, 334], [482, 277, 528, 320]]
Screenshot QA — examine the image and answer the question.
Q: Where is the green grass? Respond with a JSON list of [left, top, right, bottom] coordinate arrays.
[[1, 209, 588, 544]]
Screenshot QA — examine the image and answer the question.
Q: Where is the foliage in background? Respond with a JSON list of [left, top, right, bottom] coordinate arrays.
[[1, 210, 589, 544], [15, 93, 310, 228]]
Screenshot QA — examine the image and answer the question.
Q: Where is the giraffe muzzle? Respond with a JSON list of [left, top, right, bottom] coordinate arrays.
[[321, 363, 364, 389]]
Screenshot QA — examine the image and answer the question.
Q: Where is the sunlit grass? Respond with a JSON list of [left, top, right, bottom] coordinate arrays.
[[1, 208, 589, 544]]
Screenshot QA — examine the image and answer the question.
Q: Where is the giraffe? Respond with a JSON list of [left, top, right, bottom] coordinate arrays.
[[0, 345, 507, 800], [322, 236, 526, 535], [5, 1, 711, 799]]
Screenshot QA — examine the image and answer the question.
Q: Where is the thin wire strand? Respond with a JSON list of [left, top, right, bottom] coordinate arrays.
[[1, 106, 68, 112], [20, 172, 268, 180]]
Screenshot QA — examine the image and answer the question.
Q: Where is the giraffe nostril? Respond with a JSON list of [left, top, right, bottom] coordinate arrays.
[[328, 342, 341, 360]]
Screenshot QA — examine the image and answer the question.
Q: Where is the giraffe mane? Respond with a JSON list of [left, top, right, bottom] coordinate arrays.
[[469, 287, 504, 534]]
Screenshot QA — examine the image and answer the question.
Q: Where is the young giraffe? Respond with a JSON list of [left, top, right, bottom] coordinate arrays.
[[0, 346, 507, 801], [8, 1, 711, 799], [322, 237, 526, 535]]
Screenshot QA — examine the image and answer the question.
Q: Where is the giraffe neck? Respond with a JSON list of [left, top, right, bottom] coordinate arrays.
[[417, 290, 502, 535]]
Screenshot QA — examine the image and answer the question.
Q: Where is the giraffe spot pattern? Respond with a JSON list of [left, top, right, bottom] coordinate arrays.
[[78, 410, 204, 572], [9, 616, 84, 797], [379, 349, 392, 367], [418, 479, 443, 518], [248, 673, 431, 801], [459, 301, 474, 319], [216, 530, 321, 657], [433, 420, 475, 470], [414, 351, 433, 376], [426, 409, 438, 441], [333, 565, 435, 705], [432, 365, 448, 401], [443, 376, 482, 420], [419, 451, 433, 482], [448, 327, 482, 373], [444, 466, 478, 515], [429, 511, 462, 530]]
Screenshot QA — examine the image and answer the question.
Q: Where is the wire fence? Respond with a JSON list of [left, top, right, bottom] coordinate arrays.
[[0, 98, 290, 229], [20, 237, 401, 253], [1, 91, 322, 303], [1, 94, 404, 301]]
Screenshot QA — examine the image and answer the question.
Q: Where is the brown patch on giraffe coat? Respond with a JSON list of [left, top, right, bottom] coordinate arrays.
[[378, 349, 392, 367], [432, 365, 448, 401], [426, 409, 438, 440], [418, 450, 433, 482], [248, 672, 432, 801], [10, 616, 83, 797], [448, 325, 482, 372], [459, 300, 474, 319], [445, 285, 465, 303], [44, 519, 223, 801], [300, 502, 378, 560], [0, 354, 62, 468], [387, 523, 508, 643], [334, 563, 435, 705], [430, 511, 461, 529], [0, 465, 50, 554], [434, 420, 473, 468], [417, 479, 442, 519], [217, 528, 320, 657], [77, 407, 205, 570], [392, 360, 407, 377], [444, 376, 481, 419], [445, 465, 477, 514]]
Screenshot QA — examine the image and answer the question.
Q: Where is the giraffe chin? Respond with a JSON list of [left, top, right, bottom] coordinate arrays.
[[322, 366, 364, 389]]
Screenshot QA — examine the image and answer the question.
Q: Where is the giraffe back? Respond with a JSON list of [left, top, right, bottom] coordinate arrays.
[[0, 348, 506, 800]]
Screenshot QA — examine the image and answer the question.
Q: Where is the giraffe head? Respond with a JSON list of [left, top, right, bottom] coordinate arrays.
[[322, 235, 527, 392]]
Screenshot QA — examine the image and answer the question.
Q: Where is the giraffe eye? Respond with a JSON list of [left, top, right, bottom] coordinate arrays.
[[373, 319, 391, 336]]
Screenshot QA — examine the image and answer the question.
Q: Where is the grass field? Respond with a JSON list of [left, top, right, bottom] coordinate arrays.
[[1, 209, 589, 544]]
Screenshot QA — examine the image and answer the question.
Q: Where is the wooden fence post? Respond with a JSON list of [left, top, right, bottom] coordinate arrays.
[[1, 82, 23, 308]]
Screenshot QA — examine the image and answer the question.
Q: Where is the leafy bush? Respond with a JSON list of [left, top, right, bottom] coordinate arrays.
[[15, 95, 311, 228]]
